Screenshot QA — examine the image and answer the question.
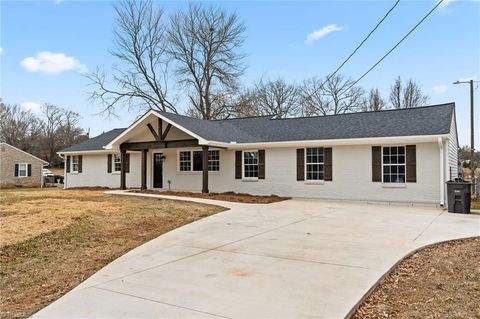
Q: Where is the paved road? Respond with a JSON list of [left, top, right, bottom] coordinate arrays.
[[33, 192, 480, 319]]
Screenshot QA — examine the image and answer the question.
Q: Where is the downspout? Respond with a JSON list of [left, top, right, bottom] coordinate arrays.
[[438, 137, 445, 206]]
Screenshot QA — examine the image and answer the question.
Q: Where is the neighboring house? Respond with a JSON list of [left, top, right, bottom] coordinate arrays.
[[58, 103, 458, 205], [0, 142, 49, 187]]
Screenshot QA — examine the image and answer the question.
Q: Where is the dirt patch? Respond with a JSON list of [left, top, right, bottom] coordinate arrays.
[[132, 189, 290, 204], [0, 188, 225, 318], [352, 237, 480, 319]]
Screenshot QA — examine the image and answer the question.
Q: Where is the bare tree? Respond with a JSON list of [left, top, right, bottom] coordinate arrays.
[[0, 103, 43, 154], [362, 88, 387, 112], [40, 104, 64, 163], [389, 76, 429, 109], [168, 3, 246, 120], [299, 77, 330, 116], [240, 78, 301, 118], [300, 74, 365, 116], [87, 0, 176, 115]]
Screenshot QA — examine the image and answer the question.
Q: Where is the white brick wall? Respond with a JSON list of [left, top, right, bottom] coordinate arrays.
[[68, 142, 442, 204]]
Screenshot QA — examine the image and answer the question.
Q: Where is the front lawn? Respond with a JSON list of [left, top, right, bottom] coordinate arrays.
[[0, 188, 225, 318], [352, 237, 480, 319]]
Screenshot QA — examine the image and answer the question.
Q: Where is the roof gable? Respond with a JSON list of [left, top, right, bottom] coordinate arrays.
[[1, 143, 48, 164]]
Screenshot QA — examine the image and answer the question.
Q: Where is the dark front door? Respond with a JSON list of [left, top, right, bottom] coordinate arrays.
[[153, 153, 163, 188]]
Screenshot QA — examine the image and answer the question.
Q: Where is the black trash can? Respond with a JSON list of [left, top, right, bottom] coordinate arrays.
[[446, 181, 471, 214]]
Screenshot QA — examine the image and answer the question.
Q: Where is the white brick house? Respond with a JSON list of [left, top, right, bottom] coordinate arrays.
[[59, 103, 458, 205]]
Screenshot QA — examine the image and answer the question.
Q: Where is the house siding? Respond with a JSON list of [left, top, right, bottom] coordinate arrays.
[[65, 153, 141, 188], [448, 114, 458, 180], [68, 142, 440, 204], [0, 143, 45, 187]]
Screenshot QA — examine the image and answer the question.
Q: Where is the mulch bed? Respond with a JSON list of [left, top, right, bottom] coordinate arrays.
[[131, 189, 290, 204], [351, 237, 480, 319]]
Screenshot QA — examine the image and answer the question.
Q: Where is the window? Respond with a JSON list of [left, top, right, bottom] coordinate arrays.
[[208, 150, 220, 171], [179, 151, 191, 171], [179, 150, 220, 172], [18, 163, 28, 177], [72, 155, 79, 173], [113, 154, 122, 172], [243, 151, 258, 178], [382, 146, 406, 183], [305, 147, 324, 181]]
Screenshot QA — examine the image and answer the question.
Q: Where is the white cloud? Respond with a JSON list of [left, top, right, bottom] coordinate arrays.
[[0, 47, 3, 56], [21, 102, 43, 113], [305, 24, 344, 44], [439, 0, 456, 8], [54, 0, 63, 4], [20, 51, 88, 75], [433, 84, 448, 93]]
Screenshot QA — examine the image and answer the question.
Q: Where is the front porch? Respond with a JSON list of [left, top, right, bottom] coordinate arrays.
[[114, 116, 214, 193]]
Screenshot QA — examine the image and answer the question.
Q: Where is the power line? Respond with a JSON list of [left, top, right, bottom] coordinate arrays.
[[305, 0, 400, 98], [322, 0, 400, 85], [346, 0, 445, 91]]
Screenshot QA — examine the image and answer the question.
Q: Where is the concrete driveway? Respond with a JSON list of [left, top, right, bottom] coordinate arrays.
[[34, 192, 480, 319]]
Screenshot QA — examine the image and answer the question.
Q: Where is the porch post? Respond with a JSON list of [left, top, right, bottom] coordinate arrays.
[[202, 145, 209, 193], [141, 149, 147, 190], [120, 149, 126, 190]]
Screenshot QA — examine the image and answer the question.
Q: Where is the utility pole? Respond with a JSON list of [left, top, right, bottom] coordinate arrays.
[[453, 79, 477, 196]]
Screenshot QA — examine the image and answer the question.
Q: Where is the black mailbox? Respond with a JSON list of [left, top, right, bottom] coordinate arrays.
[[446, 181, 471, 214]]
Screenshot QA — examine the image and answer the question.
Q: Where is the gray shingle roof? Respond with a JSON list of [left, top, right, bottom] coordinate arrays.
[[158, 102, 455, 143], [59, 128, 126, 152], [61, 103, 454, 152]]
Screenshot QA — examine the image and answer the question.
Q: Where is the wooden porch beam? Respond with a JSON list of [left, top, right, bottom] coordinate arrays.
[[202, 145, 209, 193], [120, 149, 126, 190], [146, 123, 160, 141], [161, 123, 172, 141], [120, 139, 199, 151], [141, 149, 147, 189]]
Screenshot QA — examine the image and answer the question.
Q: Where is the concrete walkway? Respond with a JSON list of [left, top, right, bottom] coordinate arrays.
[[34, 191, 480, 319]]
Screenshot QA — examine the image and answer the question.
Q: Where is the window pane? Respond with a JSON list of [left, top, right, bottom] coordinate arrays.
[[383, 156, 390, 164], [208, 150, 220, 171], [243, 151, 258, 178], [179, 151, 191, 171], [398, 147, 405, 155], [398, 155, 405, 164], [383, 174, 390, 183]]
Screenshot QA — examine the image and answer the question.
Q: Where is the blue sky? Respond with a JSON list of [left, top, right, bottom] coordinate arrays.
[[1, 0, 479, 148]]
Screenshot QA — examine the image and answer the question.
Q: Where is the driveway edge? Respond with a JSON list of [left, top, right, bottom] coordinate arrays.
[[344, 235, 480, 319]]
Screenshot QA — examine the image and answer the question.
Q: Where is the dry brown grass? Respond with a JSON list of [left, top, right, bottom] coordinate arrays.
[[352, 237, 480, 319], [132, 189, 290, 204], [0, 188, 225, 318]]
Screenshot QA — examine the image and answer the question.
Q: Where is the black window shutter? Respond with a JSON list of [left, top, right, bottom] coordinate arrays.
[[296, 149, 305, 181], [78, 155, 83, 173], [27, 164, 32, 176], [66, 156, 71, 173], [258, 150, 265, 179], [235, 151, 242, 179], [324, 148, 333, 181], [372, 146, 381, 182], [14, 164, 19, 177], [125, 154, 130, 173], [107, 154, 112, 173], [406, 145, 417, 183]]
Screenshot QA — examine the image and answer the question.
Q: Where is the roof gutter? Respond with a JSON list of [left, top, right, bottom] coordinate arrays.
[[205, 134, 450, 149]]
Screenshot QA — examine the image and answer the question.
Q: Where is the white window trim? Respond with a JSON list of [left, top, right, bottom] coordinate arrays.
[[381, 145, 407, 185], [242, 150, 259, 181], [71, 155, 79, 174], [304, 147, 325, 182], [176, 149, 220, 174], [17, 163, 28, 178]]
